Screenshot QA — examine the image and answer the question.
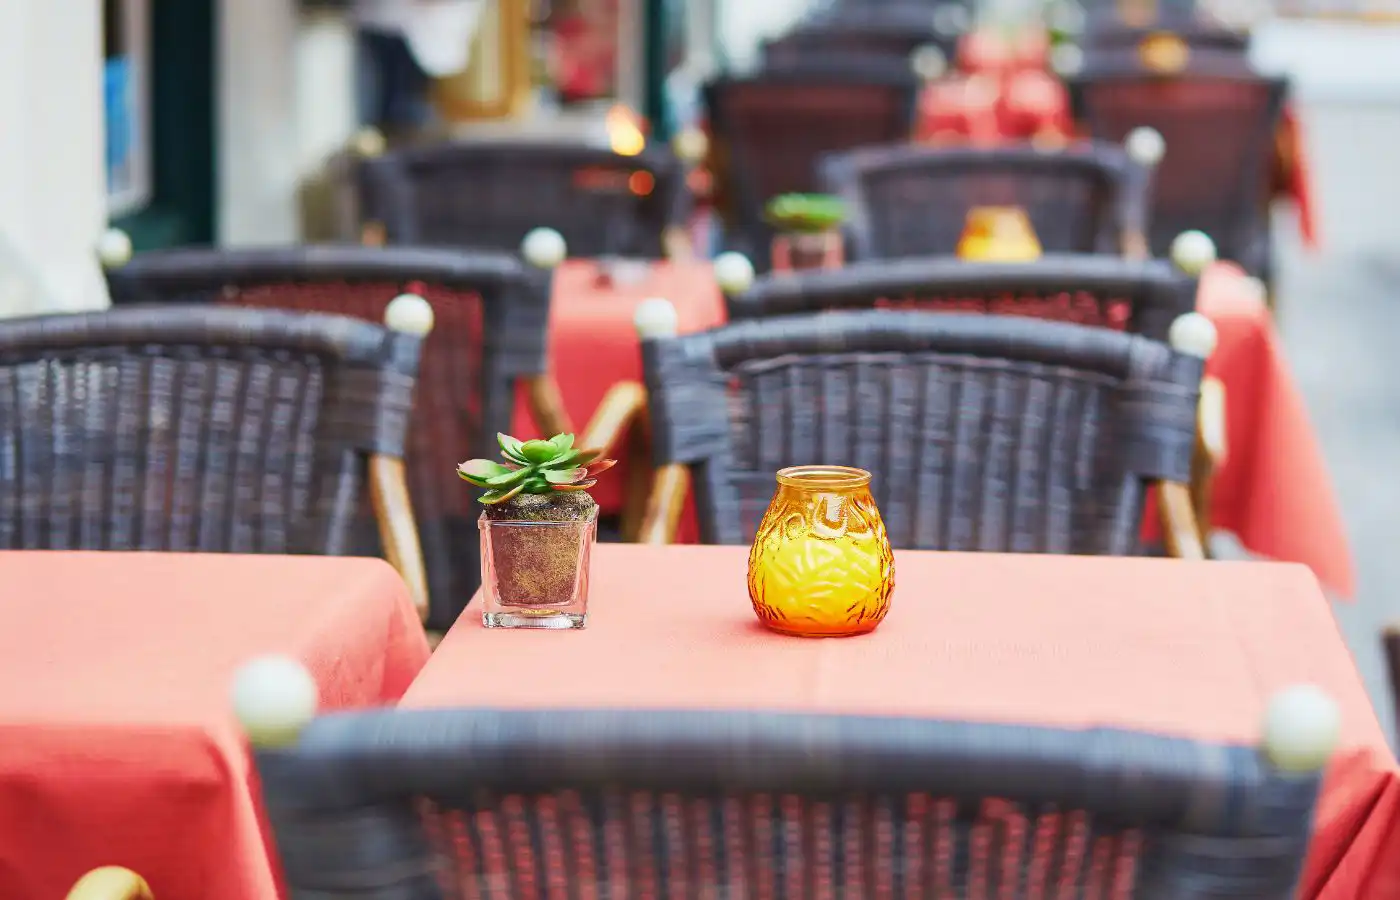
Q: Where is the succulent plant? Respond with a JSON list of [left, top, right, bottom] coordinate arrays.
[[458, 432, 616, 505], [764, 193, 846, 234]]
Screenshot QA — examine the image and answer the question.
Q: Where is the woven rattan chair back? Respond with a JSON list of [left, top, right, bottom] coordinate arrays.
[[253, 705, 1322, 899], [703, 62, 919, 270], [725, 256, 1195, 341], [761, 16, 953, 68], [1068, 72, 1286, 280], [820, 142, 1144, 259], [643, 310, 1202, 552], [357, 140, 686, 258], [104, 246, 549, 628], [0, 305, 421, 563]]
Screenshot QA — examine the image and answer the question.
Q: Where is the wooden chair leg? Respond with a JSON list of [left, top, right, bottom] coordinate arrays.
[[638, 464, 690, 545], [1158, 481, 1206, 560], [1383, 627, 1400, 738], [369, 453, 430, 623], [525, 373, 574, 438]]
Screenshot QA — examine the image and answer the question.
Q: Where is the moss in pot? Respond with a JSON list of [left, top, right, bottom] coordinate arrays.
[[460, 432, 615, 628]]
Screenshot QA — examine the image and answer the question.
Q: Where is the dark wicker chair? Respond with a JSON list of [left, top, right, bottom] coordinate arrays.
[[1079, 23, 1254, 75], [354, 139, 689, 259], [0, 305, 429, 613], [761, 12, 957, 69], [635, 308, 1211, 557], [237, 658, 1336, 900], [724, 256, 1195, 341], [101, 244, 644, 630], [702, 62, 920, 271], [1068, 72, 1287, 282], [819, 142, 1153, 260]]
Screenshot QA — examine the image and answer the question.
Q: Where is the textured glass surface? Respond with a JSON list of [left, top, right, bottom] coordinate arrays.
[[747, 466, 894, 637]]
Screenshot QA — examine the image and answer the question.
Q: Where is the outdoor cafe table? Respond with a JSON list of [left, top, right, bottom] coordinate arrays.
[[0, 552, 430, 900], [404, 543, 1399, 898]]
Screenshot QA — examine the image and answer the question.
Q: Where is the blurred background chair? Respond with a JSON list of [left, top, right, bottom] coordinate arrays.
[[0, 305, 430, 617], [703, 61, 920, 271], [821, 142, 1152, 260], [1068, 71, 1288, 284], [66, 868, 152, 900], [103, 243, 644, 629], [355, 139, 689, 258], [761, 8, 957, 69], [636, 308, 1210, 558], [1079, 22, 1254, 74], [238, 658, 1335, 900]]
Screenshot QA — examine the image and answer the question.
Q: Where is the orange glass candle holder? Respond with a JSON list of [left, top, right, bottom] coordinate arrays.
[[957, 206, 1043, 262], [747, 466, 894, 637]]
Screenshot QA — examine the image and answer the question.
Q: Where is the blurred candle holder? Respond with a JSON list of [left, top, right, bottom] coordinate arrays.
[[957, 206, 1043, 261], [747, 466, 894, 637]]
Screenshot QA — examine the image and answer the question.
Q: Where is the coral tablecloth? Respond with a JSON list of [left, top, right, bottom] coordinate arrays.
[[920, 32, 1320, 248], [0, 552, 430, 900], [512, 260, 726, 514], [405, 544, 1400, 898], [1196, 263, 1353, 596]]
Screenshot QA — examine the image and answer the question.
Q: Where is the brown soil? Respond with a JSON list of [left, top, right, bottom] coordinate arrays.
[[485, 492, 597, 607]]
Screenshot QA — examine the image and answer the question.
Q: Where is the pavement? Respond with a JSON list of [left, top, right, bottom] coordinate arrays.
[[1273, 210, 1399, 744]]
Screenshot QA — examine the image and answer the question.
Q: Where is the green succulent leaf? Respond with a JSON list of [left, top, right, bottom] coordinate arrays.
[[497, 433, 530, 464], [553, 479, 598, 492], [480, 483, 526, 505], [520, 439, 560, 463], [485, 466, 530, 488], [550, 433, 575, 453], [457, 458, 510, 486], [541, 448, 601, 469], [544, 467, 586, 485], [522, 476, 552, 493]]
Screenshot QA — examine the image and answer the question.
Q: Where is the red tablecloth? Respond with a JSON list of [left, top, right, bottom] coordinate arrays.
[[511, 260, 726, 514], [405, 544, 1400, 898], [1196, 263, 1353, 596], [921, 32, 1320, 248], [0, 552, 430, 900]]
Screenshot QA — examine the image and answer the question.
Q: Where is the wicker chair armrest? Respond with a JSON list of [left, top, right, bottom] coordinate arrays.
[[638, 463, 690, 544], [1159, 481, 1206, 560], [370, 454, 429, 621], [67, 868, 153, 900]]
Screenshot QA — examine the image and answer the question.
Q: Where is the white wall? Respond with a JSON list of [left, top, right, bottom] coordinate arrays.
[[218, 1, 359, 246], [1253, 20, 1400, 254], [0, 0, 108, 317]]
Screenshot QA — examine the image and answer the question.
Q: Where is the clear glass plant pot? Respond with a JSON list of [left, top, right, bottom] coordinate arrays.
[[479, 507, 598, 629]]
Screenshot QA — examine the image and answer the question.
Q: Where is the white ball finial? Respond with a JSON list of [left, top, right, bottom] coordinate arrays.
[[1125, 127, 1166, 166], [1263, 684, 1341, 773], [231, 656, 319, 748], [97, 228, 133, 268], [1049, 44, 1084, 77], [634, 297, 679, 339], [672, 127, 709, 164], [384, 293, 435, 336], [521, 227, 567, 269], [1170, 230, 1217, 276], [352, 127, 387, 159], [713, 252, 756, 296], [1168, 312, 1218, 359], [911, 45, 948, 81]]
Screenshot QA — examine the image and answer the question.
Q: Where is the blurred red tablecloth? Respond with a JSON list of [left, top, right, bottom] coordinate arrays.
[[1195, 263, 1353, 596], [920, 31, 1319, 248], [0, 552, 430, 900], [406, 544, 1399, 898], [512, 260, 726, 514]]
